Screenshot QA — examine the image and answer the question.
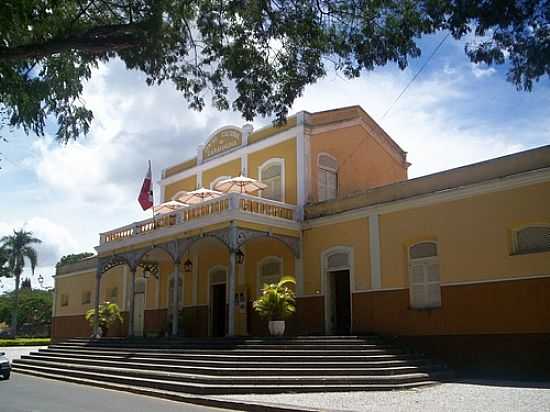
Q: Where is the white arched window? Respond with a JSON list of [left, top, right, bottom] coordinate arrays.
[[513, 225, 550, 254], [409, 241, 441, 309], [210, 175, 231, 190], [318, 153, 338, 201], [257, 256, 282, 296], [259, 159, 284, 202]]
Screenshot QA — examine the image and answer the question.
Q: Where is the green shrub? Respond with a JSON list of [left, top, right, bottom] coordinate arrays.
[[253, 276, 296, 321]]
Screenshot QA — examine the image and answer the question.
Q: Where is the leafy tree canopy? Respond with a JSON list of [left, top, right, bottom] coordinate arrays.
[[0, 288, 53, 327], [56, 252, 94, 268], [1, 0, 549, 142]]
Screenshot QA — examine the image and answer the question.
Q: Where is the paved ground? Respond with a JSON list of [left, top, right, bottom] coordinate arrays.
[[1, 346, 47, 362], [0, 373, 230, 412], [221, 381, 550, 412]]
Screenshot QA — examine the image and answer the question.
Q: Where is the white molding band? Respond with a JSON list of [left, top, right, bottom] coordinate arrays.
[[368, 214, 381, 289], [304, 167, 550, 229], [159, 127, 298, 186]]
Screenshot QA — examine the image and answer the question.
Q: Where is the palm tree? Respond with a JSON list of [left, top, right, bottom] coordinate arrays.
[[1, 229, 41, 337]]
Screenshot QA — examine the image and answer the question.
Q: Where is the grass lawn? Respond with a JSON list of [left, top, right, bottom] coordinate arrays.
[[0, 338, 51, 347]]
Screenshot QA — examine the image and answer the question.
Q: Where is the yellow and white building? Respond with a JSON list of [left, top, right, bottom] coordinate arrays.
[[53, 105, 550, 368]]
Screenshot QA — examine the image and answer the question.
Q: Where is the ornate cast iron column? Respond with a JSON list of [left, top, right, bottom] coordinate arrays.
[[172, 259, 181, 336], [128, 267, 137, 337], [227, 223, 237, 336]]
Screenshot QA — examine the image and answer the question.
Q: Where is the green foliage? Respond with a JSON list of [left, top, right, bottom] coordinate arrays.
[[56, 252, 94, 268], [0, 229, 41, 337], [1, 1, 548, 142], [0, 288, 53, 327], [253, 276, 296, 321], [0, 247, 9, 278], [85, 301, 123, 334], [0, 338, 51, 347]]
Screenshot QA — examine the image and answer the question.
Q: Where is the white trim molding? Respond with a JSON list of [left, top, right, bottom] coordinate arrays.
[[368, 215, 381, 289], [320, 245, 354, 334], [305, 167, 550, 229], [258, 157, 286, 203], [256, 255, 283, 297], [160, 126, 298, 186]]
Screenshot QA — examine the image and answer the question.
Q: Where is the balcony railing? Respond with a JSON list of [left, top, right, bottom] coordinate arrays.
[[100, 193, 297, 245]]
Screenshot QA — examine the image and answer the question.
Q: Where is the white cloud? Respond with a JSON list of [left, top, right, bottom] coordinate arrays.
[[471, 63, 496, 79], [2, 52, 548, 294], [292, 69, 526, 178]]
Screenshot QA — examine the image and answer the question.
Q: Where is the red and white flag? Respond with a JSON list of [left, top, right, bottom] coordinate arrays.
[[138, 160, 154, 210]]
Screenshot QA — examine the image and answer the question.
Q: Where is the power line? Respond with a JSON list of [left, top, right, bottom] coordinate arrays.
[[381, 32, 450, 120], [337, 32, 450, 177]]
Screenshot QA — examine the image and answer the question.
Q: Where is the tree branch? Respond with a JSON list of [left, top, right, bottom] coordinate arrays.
[[0, 23, 149, 61]]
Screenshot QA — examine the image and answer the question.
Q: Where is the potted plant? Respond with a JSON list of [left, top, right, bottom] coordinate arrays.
[[85, 301, 123, 338], [253, 276, 296, 336]]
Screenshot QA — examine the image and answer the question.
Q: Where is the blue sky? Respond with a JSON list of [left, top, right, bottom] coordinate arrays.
[[0, 33, 549, 291]]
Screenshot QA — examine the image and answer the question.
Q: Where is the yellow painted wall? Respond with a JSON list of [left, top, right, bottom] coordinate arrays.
[[243, 237, 295, 299], [309, 125, 407, 203], [303, 218, 371, 294], [164, 175, 197, 200], [202, 158, 242, 189], [380, 181, 550, 289], [55, 266, 125, 316], [248, 138, 298, 204], [195, 239, 229, 305]]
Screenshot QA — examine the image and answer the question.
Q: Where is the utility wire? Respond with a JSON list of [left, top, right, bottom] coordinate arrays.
[[381, 32, 450, 120], [337, 32, 451, 178]]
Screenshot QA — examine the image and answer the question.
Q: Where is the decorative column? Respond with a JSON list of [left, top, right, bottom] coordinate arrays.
[[128, 268, 137, 337], [227, 223, 238, 336], [93, 265, 102, 338], [172, 260, 181, 336]]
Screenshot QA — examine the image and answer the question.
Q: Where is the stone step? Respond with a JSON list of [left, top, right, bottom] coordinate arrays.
[[65, 336, 377, 343], [20, 354, 433, 376], [31, 350, 431, 368], [47, 344, 405, 356], [13, 367, 439, 396], [40, 347, 417, 362], [52, 342, 393, 350], [12, 362, 441, 394]]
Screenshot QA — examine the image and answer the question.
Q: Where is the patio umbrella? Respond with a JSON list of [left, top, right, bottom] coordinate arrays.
[[175, 187, 223, 205], [214, 175, 267, 194], [152, 200, 187, 215]]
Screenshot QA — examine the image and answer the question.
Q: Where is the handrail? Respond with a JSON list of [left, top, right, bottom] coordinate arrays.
[[100, 193, 296, 245]]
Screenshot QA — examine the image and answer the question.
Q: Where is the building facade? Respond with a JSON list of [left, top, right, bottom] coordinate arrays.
[[53, 106, 550, 372]]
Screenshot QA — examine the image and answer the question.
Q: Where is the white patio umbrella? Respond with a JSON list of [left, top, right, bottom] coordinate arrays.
[[175, 187, 223, 205], [152, 200, 187, 215], [214, 175, 267, 194]]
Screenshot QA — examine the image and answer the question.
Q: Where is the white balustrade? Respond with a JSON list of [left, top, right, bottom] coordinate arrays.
[[99, 193, 297, 245]]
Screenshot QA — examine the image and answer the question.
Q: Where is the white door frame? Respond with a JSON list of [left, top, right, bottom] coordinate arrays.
[[208, 265, 228, 337], [321, 246, 354, 335]]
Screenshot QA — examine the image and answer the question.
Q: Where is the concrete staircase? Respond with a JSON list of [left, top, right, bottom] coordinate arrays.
[[12, 336, 449, 395]]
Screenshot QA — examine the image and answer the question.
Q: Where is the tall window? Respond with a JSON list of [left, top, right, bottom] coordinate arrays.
[[513, 226, 550, 254], [409, 241, 441, 309], [258, 257, 282, 295], [81, 291, 91, 305], [259, 159, 283, 201], [318, 153, 338, 201]]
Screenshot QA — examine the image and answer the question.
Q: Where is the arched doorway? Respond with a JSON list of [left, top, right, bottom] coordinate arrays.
[[209, 266, 227, 337], [323, 247, 353, 335]]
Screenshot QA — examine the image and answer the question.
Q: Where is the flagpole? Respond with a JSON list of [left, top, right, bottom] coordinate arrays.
[[150, 160, 156, 229]]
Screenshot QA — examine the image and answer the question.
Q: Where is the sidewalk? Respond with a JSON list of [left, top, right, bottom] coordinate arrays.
[[219, 381, 550, 412]]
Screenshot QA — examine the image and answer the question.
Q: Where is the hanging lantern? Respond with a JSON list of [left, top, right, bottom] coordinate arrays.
[[183, 258, 193, 273], [236, 249, 245, 265]]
